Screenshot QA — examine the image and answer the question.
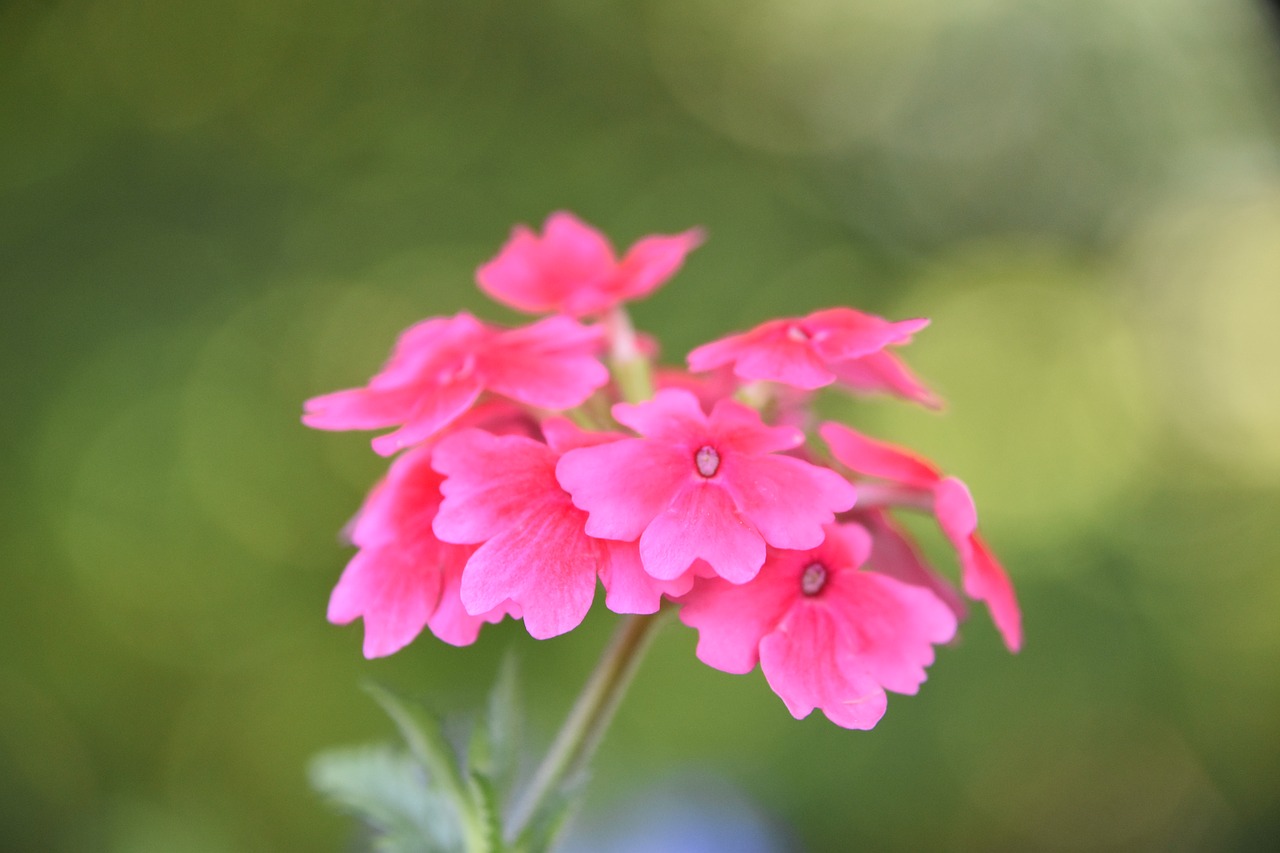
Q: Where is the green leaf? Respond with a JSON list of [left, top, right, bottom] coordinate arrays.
[[363, 681, 490, 853], [509, 788, 578, 853], [467, 772, 504, 852], [469, 652, 522, 797], [309, 744, 459, 852]]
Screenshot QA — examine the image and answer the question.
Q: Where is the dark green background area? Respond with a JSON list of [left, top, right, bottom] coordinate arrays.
[[3, 1, 1279, 850]]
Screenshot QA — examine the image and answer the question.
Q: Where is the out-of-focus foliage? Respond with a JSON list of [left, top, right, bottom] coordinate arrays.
[[3, 1, 1279, 850]]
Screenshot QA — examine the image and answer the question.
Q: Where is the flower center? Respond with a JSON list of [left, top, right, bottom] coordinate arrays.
[[800, 562, 828, 596], [695, 445, 720, 478], [786, 324, 812, 343]]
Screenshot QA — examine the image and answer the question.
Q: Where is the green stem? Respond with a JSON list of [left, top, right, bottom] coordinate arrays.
[[508, 611, 668, 840], [606, 307, 653, 404]]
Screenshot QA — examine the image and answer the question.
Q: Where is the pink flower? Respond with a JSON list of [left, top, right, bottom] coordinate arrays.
[[679, 523, 959, 729], [303, 313, 609, 456], [326, 444, 513, 658], [820, 422, 1023, 652], [431, 419, 689, 639], [556, 389, 856, 584], [476, 212, 704, 317], [687, 307, 929, 391]]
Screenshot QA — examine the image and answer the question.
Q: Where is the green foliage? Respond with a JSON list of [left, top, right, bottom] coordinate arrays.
[[314, 661, 574, 853], [309, 745, 458, 853]]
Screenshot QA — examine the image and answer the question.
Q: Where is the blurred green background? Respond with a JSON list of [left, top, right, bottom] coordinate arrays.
[[4, 1, 1280, 850]]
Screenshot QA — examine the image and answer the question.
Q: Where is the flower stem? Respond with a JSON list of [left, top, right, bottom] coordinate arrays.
[[605, 307, 653, 403], [509, 611, 668, 840]]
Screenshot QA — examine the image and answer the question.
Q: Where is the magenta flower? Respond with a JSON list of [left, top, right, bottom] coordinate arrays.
[[556, 389, 856, 584], [432, 419, 688, 640], [687, 307, 929, 391], [679, 523, 959, 730], [820, 422, 1023, 652], [303, 312, 609, 456], [476, 211, 705, 317], [326, 444, 514, 658]]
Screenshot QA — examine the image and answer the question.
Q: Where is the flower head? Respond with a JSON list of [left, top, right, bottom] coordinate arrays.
[[303, 313, 609, 456], [477, 211, 704, 317], [556, 389, 856, 584], [679, 523, 959, 729], [687, 307, 929, 392], [821, 422, 1023, 652]]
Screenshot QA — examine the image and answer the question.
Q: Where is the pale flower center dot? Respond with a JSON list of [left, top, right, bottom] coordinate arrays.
[[695, 445, 720, 477], [800, 562, 828, 596], [786, 324, 811, 343]]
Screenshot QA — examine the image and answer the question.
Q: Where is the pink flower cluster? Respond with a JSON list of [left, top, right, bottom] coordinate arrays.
[[305, 212, 1021, 729]]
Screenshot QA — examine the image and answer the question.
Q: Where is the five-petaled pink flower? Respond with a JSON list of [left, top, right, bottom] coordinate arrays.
[[476, 211, 704, 317], [303, 312, 609, 456], [687, 307, 930, 392], [326, 444, 515, 658], [432, 419, 690, 640], [556, 389, 857, 584], [679, 523, 959, 730], [820, 422, 1023, 652]]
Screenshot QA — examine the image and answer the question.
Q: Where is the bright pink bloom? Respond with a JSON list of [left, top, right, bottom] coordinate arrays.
[[687, 307, 929, 391], [326, 444, 513, 658], [820, 422, 1023, 652], [432, 419, 689, 639], [556, 389, 856, 584], [303, 313, 609, 456], [476, 211, 704, 317], [679, 523, 958, 729]]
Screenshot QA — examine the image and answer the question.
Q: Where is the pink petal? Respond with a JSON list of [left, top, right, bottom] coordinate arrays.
[[729, 333, 836, 390], [708, 398, 805, 455], [480, 316, 608, 411], [723, 454, 856, 550], [428, 556, 515, 647], [860, 509, 967, 621], [371, 314, 488, 389], [327, 545, 445, 659], [688, 319, 838, 389], [615, 228, 705, 301], [348, 445, 443, 546], [758, 606, 887, 730], [820, 422, 941, 489], [806, 309, 928, 363], [431, 430, 556, 543], [638, 482, 765, 582], [458, 504, 602, 639], [557, 438, 691, 542], [962, 536, 1023, 653], [600, 540, 694, 614], [611, 389, 709, 444], [302, 385, 424, 432], [829, 349, 942, 409], [934, 476, 979, 547], [816, 689, 889, 730], [678, 572, 794, 674], [541, 416, 626, 454], [825, 572, 957, 695], [685, 329, 759, 374], [475, 212, 616, 315], [368, 379, 484, 457]]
